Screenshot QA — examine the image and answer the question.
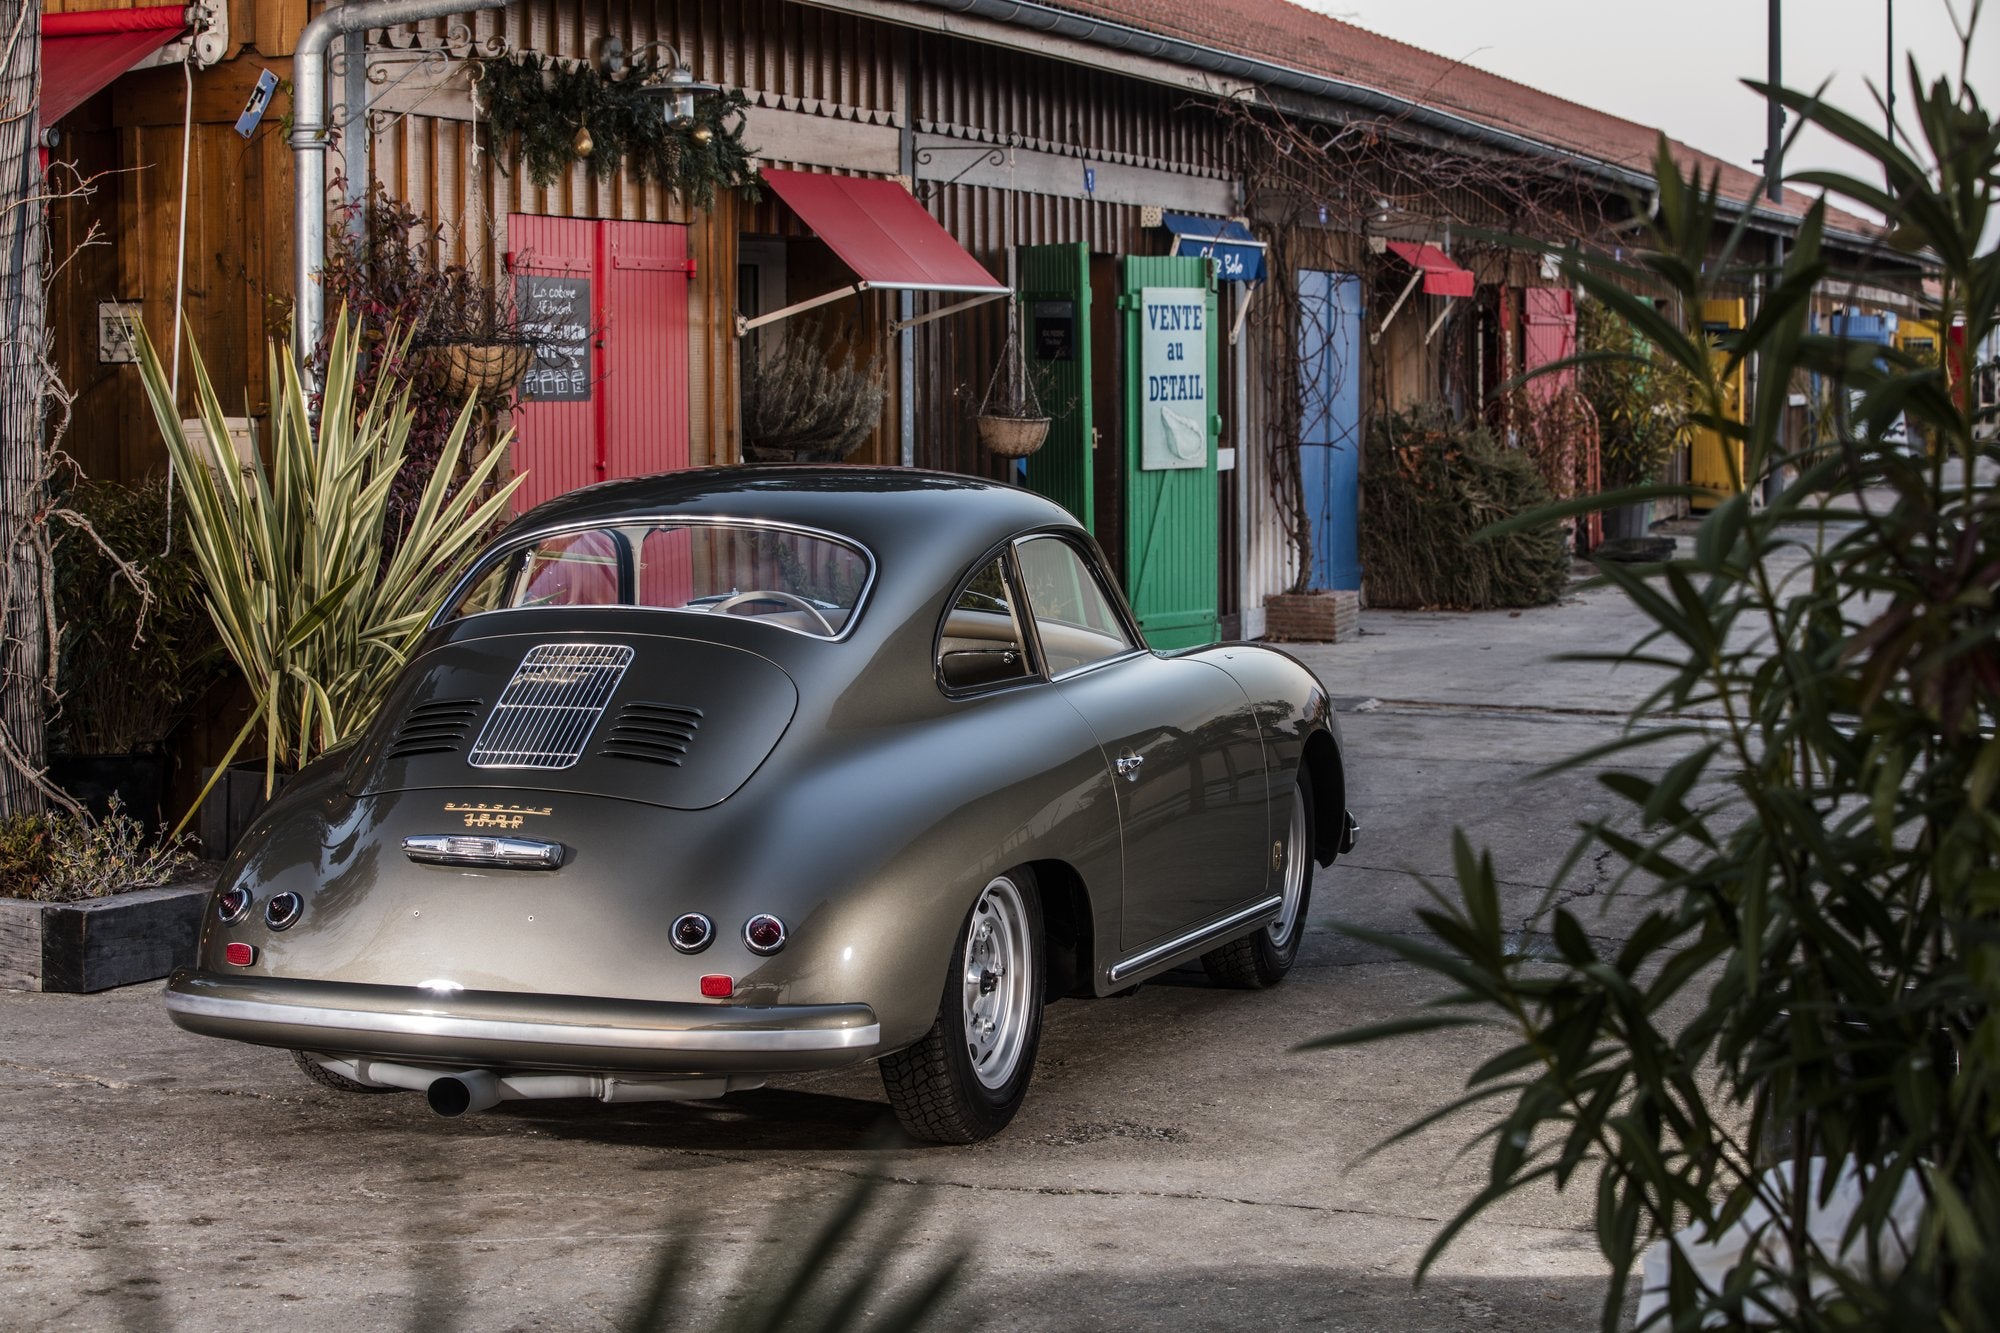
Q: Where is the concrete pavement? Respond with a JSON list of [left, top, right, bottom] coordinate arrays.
[[3, 563, 1738, 1333]]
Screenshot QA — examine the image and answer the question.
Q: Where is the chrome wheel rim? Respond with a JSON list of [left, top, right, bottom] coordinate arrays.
[[963, 875, 1033, 1090], [1268, 786, 1309, 944]]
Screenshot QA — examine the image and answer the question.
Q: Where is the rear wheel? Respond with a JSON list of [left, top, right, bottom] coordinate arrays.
[[1202, 771, 1314, 989], [290, 1050, 396, 1094], [881, 868, 1044, 1144]]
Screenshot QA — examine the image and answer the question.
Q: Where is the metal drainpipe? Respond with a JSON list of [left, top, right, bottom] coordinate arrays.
[[898, 31, 916, 468], [909, 0, 1848, 246], [292, 0, 509, 366]]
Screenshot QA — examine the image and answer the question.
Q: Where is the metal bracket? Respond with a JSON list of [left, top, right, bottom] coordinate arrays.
[[1229, 281, 1257, 347], [736, 283, 868, 337], [889, 290, 1007, 334], [1424, 296, 1456, 346], [912, 143, 1008, 200], [1370, 268, 1423, 347]]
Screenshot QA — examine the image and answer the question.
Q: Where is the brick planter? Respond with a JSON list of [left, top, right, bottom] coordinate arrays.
[[0, 880, 212, 993], [1262, 590, 1361, 643]]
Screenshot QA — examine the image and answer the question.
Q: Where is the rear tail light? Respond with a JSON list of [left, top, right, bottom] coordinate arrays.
[[224, 941, 256, 967], [743, 914, 786, 955], [670, 913, 714, 953], [216, 887, 252, 924], [264, 892, 303, 931]]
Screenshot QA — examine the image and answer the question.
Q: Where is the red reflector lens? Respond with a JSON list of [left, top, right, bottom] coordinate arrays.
[[224, 942, 256, 967], [699, 974, 733, 998]]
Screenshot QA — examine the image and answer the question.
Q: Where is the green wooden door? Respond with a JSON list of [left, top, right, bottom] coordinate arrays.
[[1017, 244, 1094, 529], [1121, 256, 1219, 649]]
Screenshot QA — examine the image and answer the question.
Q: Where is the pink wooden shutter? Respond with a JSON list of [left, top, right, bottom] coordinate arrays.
[[601, 221, 692, 483], [1523, 287, 1577, 404], [507, 215, 598, 512]]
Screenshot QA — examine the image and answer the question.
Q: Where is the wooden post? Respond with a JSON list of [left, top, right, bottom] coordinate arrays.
[[0, 0, 51, 814]]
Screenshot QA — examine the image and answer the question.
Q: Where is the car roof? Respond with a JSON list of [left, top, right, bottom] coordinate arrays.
[[498, 465, 1084, 569]]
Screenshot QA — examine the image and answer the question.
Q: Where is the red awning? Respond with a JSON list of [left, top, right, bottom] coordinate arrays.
[[1384, 240, 1476, 298], [761, 169, 1006, 294], [40, 5, 188, 127]]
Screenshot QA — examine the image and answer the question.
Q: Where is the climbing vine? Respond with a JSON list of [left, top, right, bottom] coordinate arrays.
[[476, 52, 759, 206]]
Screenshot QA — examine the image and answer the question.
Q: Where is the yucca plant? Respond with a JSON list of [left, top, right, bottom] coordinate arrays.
[[133, 308, 524, 811]]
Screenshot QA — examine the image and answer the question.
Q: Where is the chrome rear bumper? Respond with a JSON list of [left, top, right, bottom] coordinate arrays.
[[165, 970, 881, 1076]]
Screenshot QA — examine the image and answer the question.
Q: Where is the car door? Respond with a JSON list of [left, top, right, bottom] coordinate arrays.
[[1014, 536, 1268, 951]]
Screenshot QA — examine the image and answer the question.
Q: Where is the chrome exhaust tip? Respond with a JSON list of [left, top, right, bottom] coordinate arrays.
[[426, 1070, 501, 1117]]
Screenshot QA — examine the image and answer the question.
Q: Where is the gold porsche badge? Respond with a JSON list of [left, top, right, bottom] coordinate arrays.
[[444, 802, 554, 831]]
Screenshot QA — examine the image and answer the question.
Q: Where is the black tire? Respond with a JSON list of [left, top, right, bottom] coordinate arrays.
[[1202, 769, 1314, 989], [881, 867, 1045, 1144], [290, 1049, 397, 1094]]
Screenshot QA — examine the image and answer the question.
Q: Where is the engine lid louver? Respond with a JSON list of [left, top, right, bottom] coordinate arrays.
[[468, 643, 635, 770], [385, 698, 484, 759], [599, 702, 703, 767]]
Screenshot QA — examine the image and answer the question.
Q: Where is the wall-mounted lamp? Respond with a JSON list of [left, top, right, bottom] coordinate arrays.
[[634, 55, 723, 130]]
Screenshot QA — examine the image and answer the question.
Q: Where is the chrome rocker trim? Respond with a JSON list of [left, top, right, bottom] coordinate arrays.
[[1106, 895, 1284, 984]]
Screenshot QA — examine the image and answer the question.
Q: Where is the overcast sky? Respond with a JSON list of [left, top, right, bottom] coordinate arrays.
[[1295, 0, 1993, 198]]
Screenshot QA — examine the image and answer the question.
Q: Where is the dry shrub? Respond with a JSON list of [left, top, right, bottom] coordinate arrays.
[[1360, 401, 1570, 609], [741, 326, 886, 462]]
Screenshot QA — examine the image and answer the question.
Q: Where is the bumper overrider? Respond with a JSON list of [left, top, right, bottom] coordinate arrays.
[[164, 970, 882, 1077]]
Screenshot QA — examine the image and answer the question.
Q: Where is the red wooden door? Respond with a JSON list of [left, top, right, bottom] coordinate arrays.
[[508, 216, 692, 513]]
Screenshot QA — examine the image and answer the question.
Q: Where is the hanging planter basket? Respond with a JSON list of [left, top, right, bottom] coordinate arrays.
[[975, 298, 1048, 461], [975, 414, 1050, 457], [416, 341, 535, 399]]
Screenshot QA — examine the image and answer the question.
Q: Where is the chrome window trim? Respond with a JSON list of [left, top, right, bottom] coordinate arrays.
[[164, 990, 883, 1054], [432, 515, 879, 643], [933, 537, 1043, 699], [1046, 646, 1151, 684], [1011, 531, 1147, 678]]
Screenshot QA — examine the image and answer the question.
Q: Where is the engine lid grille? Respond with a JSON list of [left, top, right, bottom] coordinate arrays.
[[385, 698, 483, 759], [468, 643, 634, 770], [599, 702, 703, 767]]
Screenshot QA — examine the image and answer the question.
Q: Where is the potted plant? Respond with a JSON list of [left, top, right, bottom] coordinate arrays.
[[1579, 295, 1697, 540], [973, 300, 1050, 459], [739, 326, 887, 462], [47, 477, 224, 833], [0, 800, 204, 991]]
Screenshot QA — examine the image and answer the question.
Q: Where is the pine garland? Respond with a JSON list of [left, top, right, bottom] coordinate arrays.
[[477, 52, 759, 206]]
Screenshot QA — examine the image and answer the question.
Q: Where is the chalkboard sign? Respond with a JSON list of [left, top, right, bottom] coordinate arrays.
[[516, 275, 592, 402], [1033, 300, 1075, 362]]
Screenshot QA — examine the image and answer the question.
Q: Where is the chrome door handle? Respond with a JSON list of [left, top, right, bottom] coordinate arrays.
[[1115, 753, 1144, 781]]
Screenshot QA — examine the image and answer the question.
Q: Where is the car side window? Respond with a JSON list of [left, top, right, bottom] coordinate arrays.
[[1015, 537, 1135, 675], [938, 555, 1034, 692]]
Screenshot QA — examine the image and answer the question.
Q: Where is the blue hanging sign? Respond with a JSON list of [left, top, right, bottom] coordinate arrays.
[[236, 69, 278, 138], [1159, 211, 1266, 283]]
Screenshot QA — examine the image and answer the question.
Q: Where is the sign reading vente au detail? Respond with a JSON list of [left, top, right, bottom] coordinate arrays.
[[1139, 287, 1209, 472]]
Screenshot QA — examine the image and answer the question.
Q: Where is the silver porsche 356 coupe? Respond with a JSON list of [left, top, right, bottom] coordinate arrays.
[[166, 468, 1356, 1142]]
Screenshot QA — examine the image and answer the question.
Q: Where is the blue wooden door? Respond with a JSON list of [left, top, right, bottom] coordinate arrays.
[[1297, 270, 1363, 591]]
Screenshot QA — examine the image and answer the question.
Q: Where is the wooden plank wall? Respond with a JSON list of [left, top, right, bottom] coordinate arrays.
[[48, 41, 292, 481]]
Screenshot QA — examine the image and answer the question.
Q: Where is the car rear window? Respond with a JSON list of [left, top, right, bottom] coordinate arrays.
[[442, 522, 871, 639]]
